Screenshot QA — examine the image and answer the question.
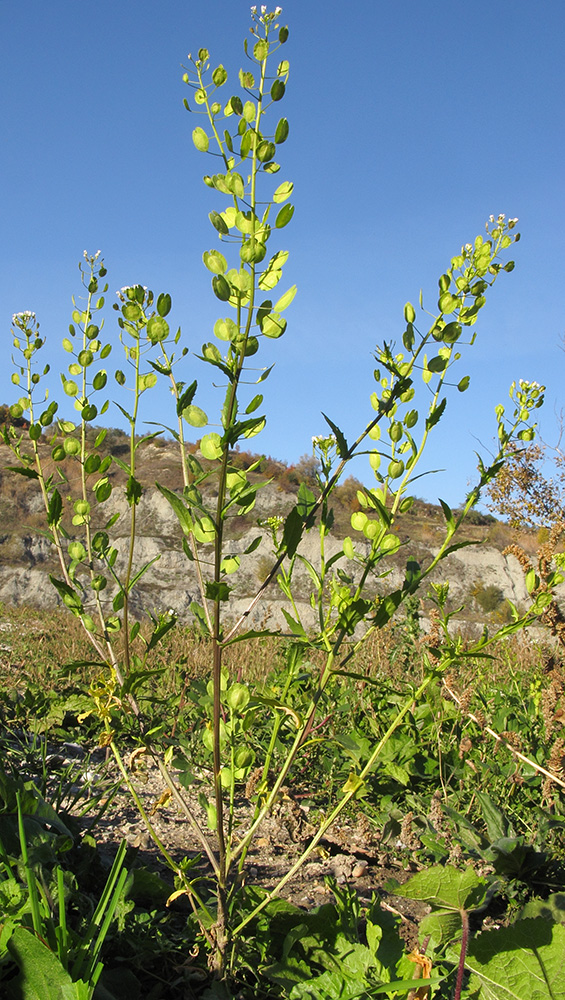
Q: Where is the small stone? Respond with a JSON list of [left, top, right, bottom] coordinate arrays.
[[352, 861, 368, 878]]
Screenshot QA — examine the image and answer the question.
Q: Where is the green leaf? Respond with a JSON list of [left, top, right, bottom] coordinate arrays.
[[209, 211, 229, 235], [47, 489, 63, 527], [438, 291, 459, 314], [203, 250, 228, 274], [183, 404, 208, 427], [322, 412, 348, 457], [157, 292, 172, 316], [227, 171, 245, 198], [273, 180, 293, 203], [81, 403, 98, 421], [7, 925, 88, 1000], [427, 355, 447, 373], [192, 127, 209, 152], [212, 275, 231, 301], [221, 555, 240, 575], [297, 482, 316, 520], [391, 864, 488, 912], [245, 393, 263, 414], [403, 324, 415, 351], [257, 140, 276, 162], [205, 581, 231, 602], [200, 432, 223, 460], [214, 317, 239, 341], [49, 576, 83, 614], [281, 608, 307, 637], [442, 321, 462, 343], [5, 466, 40, 480], [239, 69, 254, 88], [235, 210, 254, 234], [439, 498, 454, 530], [463, 919, 565, 1000], [261, 312, 287, 338], [274, 285, 297, 312], [275, 203, 294, 228], [254, 39, 269, 60], [126, 475, 142, 505], [274, 117, 289, 143], [212, 64, 227, 86], [156, 484, 193, 536], [176, 380, 198, 416], [147, 315, 169, 343], [476, 791, 511, 842], [420, 909, 463, 949], [193, 515, 216, 544], [282, 506, 303, 558], [426, 396, 447, 430], [271, 79, 285, 101], [521, 893, 565, 924], [244, 535, 262, 554]]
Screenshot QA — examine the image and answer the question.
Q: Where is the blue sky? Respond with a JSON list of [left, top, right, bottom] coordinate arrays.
[[2, 0, 564, 508]]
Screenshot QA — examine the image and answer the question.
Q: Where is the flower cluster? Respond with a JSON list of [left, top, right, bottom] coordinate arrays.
[[487, 213, 519, 230], [250, 5, 282, 19], [11, 310, 38, 336], [82, 249, 102, 262], [116, 285, 148, 300], [12, 311, 36, 325], [312, 434, 336, 449]]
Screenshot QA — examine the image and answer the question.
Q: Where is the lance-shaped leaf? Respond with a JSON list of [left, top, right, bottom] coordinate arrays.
[[282, 506, 303, 558], [176, 380, 198, 416], [49, 575, 83, 615], [156, 484, 194, 537], [47, 488, 63, 527], [281, 607, 307, 637], [322, 412, 348, 457]]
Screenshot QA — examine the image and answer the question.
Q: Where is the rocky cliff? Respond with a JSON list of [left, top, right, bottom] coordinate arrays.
[[0, 437, 538, 630]]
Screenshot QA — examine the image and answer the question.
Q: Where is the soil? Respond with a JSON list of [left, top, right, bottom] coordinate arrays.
[[47, 738, 430, 951]]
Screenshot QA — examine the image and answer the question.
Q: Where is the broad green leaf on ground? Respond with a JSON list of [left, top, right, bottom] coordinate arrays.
[[461, 918, 565, 1000], [6, 926, 92, 999], [521, 894, 565, 924], [386, 865, 488, 911], [288, 970, 366, 1000], [419, 908, 462, 949]]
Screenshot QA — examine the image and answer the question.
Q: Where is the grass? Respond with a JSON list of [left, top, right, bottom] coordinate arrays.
[[1, 598, 564, 998]]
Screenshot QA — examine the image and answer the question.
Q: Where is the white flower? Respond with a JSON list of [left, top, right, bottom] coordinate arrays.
[[12, 311, 36, 324], [261, 4, 267, 12], [250, 4, 256, 11], [274, 5, 282, 13], [519, 379, 541, 390]]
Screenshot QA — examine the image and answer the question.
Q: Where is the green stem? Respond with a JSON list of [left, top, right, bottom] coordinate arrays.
[[233, 670, 437, 935]]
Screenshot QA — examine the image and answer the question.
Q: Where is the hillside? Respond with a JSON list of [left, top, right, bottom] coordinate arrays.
[[0, 427, 543, 630]]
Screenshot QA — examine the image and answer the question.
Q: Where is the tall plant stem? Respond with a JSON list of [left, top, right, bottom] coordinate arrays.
[[233, 670, 437, 935], [209, 50, 267, 946]]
